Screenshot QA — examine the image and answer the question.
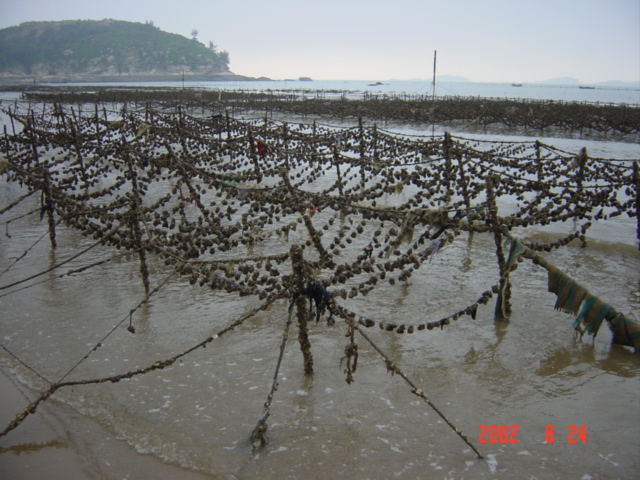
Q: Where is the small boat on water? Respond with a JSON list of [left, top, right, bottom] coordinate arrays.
[[512, 83, 523, 87], [579, 86, 596, 89]]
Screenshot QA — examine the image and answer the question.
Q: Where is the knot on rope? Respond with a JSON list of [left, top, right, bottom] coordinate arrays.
[[250, 418, 268, 450], [291, 281, 335, 324]]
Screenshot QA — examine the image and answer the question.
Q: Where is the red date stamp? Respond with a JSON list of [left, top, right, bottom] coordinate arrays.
[[479, 424, 587, 443]]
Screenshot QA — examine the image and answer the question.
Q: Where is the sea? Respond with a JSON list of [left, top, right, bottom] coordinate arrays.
[[210, 79, 640, 104], [19, 78, 640, 105], [0, 80, 639, 480]]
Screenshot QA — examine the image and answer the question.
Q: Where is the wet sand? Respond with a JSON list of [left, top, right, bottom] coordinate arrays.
[[0, 367, 95, 480], [0, 367, 216, 479]]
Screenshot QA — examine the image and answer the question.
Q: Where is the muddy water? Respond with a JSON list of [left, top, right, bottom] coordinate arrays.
[[1, 134, 639, 479]]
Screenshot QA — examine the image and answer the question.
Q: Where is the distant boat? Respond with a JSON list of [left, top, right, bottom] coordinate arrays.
[[579, 86, 595, 90], [512, 83, 523, 87], [368, 81, 384, 86]]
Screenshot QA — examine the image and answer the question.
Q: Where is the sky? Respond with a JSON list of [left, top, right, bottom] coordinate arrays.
[[0, 0, 638, 83]]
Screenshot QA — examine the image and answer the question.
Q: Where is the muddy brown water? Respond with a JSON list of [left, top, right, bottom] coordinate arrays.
[[0, 120, 639, 479]]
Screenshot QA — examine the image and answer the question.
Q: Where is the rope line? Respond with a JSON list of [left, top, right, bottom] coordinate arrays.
[[0, 296, 277, 438], [0, 343, 53, 385], [0, 228, 119, 291], [250, 304, 295, 450], [0, 249, 132, 298], [354, 325, 484, 459]]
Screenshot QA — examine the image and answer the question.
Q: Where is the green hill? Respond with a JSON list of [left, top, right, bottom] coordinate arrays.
[[0, 19, 249, 82]]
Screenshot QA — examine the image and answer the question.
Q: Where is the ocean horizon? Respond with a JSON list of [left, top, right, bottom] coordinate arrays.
[[54, 78, 640, 105]]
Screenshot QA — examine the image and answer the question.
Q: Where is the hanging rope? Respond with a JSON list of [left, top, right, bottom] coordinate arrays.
[[354, 325, 484, 459]]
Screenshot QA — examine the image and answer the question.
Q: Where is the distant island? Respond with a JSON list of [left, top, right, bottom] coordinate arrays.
[[0, 19, 264, 83]]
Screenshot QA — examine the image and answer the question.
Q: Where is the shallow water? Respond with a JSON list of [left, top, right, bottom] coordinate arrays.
[[48, 79, 640, 105], [1, 163, 639, 479], [0, 96, 639, 479]]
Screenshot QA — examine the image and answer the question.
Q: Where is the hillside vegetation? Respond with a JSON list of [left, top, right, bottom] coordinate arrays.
[[0, 19, 240, 81]]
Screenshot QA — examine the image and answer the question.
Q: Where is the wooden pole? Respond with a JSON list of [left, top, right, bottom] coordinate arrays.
[[42, 170, 57, 249], [290, 244, 313, 374], [486, 176, 511, 321], [432, 50, 437, 98], [431, 50, 437, 137], [634, 161, 640, 250], [123, 141, 150, 295]]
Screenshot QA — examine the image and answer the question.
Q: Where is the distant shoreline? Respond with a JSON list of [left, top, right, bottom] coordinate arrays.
[[0, 72, 272, 85]]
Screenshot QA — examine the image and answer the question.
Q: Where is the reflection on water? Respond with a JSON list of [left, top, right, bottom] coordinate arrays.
[[0, 440, 66, 455], [537, 344, 639, 379]]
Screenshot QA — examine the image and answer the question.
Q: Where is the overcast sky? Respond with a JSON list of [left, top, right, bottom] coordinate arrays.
[[1, 0, 638, 83]]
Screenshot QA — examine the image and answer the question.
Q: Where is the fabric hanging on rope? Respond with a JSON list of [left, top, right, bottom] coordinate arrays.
[[607, 312, 640, 349], [502, 237, 639, 351], [572, 295, 613, 338], [495, 237, 527, 319], [546, 265, 589, 315]]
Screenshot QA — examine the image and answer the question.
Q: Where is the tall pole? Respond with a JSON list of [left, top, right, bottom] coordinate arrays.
[[432, 50, 437, 99], [431, 50, 437, 137]]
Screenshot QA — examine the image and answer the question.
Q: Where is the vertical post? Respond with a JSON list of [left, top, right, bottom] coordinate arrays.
[[456, 152, 471, 211], [42, 170, 57, 249], [53, 103, 62, 130], [535, 140, 543, 186], [124, 143, 150, 295], [372, 123, 379, 164], [93, 102, 99, 132], [431, 50, 437, 136], [334, 143, 344, 197], [634, 161, 640, 250], [311, 120, 318, 164], [247, 126, 262, 181], [443, 132, 454, 195], [282, 122, 290, 171], [443, 132, 453, 172], [69, 116, 88, 186], [358, 115, 367, 184], [432, 50, 437, 99], [26, 117, 58, 249], [8, 107, 16, 135], [290, 244, 313, 374], [575, 147, 588, 196], [486, 176, 511, 321]]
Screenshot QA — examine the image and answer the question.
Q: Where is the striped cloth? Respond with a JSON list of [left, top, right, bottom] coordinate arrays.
[[608, 312, 640, 350], [503, 237, 639, 351]]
